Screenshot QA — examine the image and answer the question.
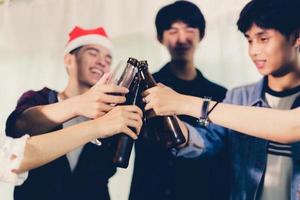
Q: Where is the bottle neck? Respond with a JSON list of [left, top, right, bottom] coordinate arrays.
[[139, 67, 157, 88], [123, 72, 141, 104]]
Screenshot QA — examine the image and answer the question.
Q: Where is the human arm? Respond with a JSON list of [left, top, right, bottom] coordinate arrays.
[[7, 75, 129, 136], [17, 105, 143, 173], [144, 84, 300, 144], [1, 105, 142, 185], [143, 84, 227, 157]]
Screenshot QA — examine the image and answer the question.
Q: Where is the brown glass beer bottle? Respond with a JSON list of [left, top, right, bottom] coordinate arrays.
[[138, 60, 186, 149], [113, 57, 140, 168]]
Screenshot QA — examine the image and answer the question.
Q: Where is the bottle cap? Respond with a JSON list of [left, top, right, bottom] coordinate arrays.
[[127, 57, 139, 66]]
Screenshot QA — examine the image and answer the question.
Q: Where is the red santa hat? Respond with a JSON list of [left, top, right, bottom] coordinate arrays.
[[64, 26, 113, 55]]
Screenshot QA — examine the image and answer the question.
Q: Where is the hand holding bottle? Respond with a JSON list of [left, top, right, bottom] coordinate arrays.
[[143, 83, 188, 116], [91, 105, 143, 140], [111, 58, 141, 168], [72, 73, 129, 119]]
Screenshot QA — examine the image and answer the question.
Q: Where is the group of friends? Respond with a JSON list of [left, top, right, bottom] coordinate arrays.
[[1, 0, 300, 200]]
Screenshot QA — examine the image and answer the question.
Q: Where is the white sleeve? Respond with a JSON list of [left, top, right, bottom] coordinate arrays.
[[0, 134, 29, 185]]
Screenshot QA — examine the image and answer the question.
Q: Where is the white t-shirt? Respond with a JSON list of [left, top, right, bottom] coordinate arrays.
[[261, 88, 300, 200], [62, 116, 89, 172]]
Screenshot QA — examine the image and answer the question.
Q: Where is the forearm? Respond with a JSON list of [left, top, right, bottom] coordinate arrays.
[[181, 95, 300, 143], [210, 104, 300, 143], [16, 98, 78, 135], [17, 119, 98, 173], [17, 104, 143, 173]]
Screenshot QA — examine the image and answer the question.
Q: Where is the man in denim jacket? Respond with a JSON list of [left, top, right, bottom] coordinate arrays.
[[173, 0, 300, 199]]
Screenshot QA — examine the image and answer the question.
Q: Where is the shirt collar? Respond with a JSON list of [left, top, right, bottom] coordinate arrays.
[[249, 77, 269, 107], [162, 62, 205, 83]]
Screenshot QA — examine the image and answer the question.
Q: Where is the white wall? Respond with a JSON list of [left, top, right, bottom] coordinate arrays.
[[0, 0, 261, 199]]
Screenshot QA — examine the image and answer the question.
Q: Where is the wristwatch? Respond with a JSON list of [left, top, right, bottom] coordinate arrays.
[[197, 97, 211, 126]]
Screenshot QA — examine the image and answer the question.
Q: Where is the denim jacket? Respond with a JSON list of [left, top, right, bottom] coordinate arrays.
[[178, 77, 300, 200]]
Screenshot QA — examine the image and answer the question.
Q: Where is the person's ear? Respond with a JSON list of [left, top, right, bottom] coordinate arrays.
[[64, 53, 70, 65], [293, 31, 300, 48], [295, 35, 300, 48], [64, 53, 78, 74]]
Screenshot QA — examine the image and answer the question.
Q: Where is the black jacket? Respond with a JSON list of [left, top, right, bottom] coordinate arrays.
[[6, 88, 116, 200]]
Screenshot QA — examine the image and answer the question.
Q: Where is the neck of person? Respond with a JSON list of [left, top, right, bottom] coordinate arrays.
[[268, 62, 300, 92], [169, 58, 197, 81], [60, 80, 90, 99]]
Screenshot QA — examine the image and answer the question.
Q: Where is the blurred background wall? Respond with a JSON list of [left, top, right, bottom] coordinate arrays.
[[0, 0, 260, 199]]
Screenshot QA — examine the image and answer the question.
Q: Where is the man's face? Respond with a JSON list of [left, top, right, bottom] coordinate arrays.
[[161, 21, 200, 62], [75, 44, 112, 87], [246, 24, 299, 77]]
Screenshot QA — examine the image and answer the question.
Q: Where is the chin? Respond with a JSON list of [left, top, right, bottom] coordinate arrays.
[[84, 79, 97, 87], [257, 70, 271, 76], [173, 56, 189, 63], [91, 80, 100, 86], [255, 66, 267, 74], [90, 75, 102, 83]]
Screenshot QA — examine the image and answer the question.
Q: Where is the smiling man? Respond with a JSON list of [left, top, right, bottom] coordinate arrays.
[[161, 0, 300, 200], [5, 26, 129, 200]]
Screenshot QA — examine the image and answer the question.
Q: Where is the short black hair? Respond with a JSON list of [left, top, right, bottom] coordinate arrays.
[[237, 0, 300, 38], [155, 1, 206, 41], [69, 46, 82, 55]]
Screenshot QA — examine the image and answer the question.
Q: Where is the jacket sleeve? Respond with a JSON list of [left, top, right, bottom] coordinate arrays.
[[6, 89, 49, 138]]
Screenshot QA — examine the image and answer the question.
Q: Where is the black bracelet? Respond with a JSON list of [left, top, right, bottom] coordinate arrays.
[[197, 97, 211, 126], [207, 102, 219, 122]]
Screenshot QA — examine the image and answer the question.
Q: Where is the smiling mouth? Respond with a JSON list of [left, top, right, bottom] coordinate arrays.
[[90, 68, 104, 77], [254, 60, 266, 68]]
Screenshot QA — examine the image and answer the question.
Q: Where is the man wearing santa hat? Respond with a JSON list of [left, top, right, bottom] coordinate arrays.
[[5, 26, 128, 200]]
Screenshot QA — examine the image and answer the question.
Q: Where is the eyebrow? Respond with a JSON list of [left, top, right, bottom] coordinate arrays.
[[245, 30, 268, 38], [85, 47, 100, 52], [85, 47, 112, 60]]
